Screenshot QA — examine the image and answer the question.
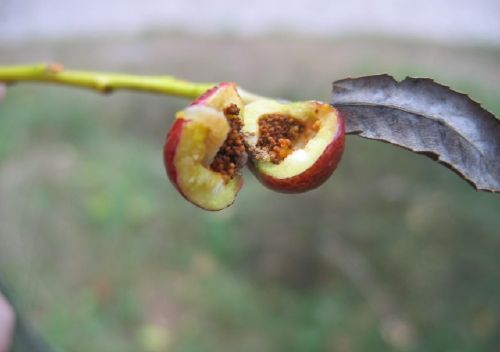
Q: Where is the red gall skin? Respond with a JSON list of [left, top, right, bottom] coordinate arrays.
[[250, 111, 345, 193], [191, 82, 234, 106], [163, 118, 186, 198]]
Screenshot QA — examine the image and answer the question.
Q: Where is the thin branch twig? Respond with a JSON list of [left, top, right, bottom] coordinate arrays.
[[0, 63, 267, 103]]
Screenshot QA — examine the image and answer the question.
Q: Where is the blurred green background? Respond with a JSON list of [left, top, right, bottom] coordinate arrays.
[[0, 32, 499, 352]]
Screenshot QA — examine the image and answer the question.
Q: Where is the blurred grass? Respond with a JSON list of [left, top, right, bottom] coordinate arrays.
[[0, 33, 499, 352]]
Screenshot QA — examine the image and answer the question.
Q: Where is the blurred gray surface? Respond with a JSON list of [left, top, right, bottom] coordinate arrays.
[[1, 0, 500, 45]]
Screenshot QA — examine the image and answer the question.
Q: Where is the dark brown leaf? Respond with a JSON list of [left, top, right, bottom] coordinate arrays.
[[332, 75, 500, 192]]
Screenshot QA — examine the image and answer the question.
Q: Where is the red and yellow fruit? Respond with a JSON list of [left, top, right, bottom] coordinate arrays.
[[163, 83, 246, 210], [242, 99, 344, 193], [164, 84, 346, 209]]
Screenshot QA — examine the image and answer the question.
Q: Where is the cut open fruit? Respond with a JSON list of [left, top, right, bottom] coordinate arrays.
[[164, 84, 346, 209], [163, 83, 247, 210], [243, 99, 345, 193]]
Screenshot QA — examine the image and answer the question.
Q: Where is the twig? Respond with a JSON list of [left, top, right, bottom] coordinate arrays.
[[0, 63, 266, 103]]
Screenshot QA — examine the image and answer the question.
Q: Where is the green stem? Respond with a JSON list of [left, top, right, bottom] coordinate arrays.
[[0, 63, 266, 103]]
